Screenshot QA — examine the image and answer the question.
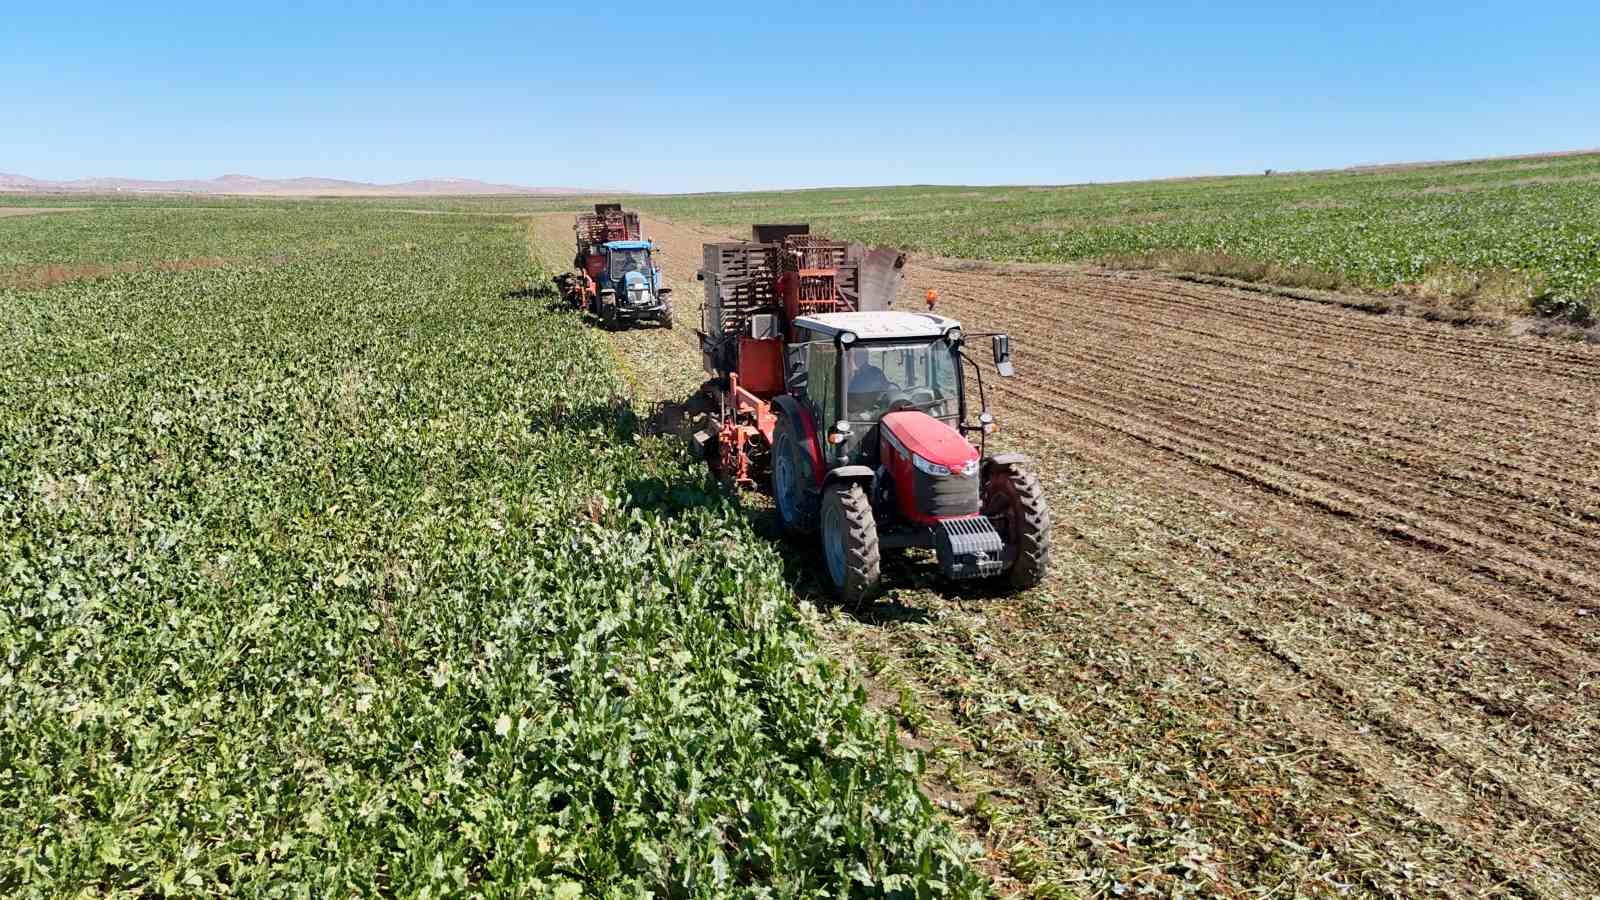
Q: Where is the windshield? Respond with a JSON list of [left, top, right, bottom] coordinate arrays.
[[843, 339, 961, 423], [609, 248, 651, 278]]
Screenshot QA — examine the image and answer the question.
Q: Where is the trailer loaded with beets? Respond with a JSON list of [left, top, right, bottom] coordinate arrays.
[[553, 204, 673, 329], [691, 224, 1050, 602]]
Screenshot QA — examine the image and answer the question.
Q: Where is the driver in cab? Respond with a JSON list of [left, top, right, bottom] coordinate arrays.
[[847, 359, 891, 419]]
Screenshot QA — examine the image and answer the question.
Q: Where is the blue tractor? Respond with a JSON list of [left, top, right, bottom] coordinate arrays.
[[589, 239, 673, 330]]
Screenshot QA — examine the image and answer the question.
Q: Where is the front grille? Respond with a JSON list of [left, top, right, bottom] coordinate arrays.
[[914, 469, 979, 519]]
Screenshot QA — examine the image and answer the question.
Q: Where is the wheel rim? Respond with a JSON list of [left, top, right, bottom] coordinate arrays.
[[774, 439, 800, 525], [822, 497, 847, 588]]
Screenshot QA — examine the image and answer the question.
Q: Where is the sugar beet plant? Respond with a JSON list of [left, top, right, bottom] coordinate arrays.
[[0, 208, 985, 897], [639, 152, 1600, 318]]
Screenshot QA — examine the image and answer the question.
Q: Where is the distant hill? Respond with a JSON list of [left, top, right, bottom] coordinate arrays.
[[0, 173, 592, 196]]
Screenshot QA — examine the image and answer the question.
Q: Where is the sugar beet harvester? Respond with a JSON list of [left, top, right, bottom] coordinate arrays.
[[553, 204, 673, 329], [692, 225, 1050, 603]]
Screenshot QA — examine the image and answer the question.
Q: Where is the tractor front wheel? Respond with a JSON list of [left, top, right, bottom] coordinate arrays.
[[659, 305, 674, 329], [599, 297, 618, 330], [821, 482, 880, 604], [983, 465, 1051, 589]]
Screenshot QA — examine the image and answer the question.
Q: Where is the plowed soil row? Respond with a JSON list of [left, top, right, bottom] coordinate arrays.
[[529, 213, 1600, 898]]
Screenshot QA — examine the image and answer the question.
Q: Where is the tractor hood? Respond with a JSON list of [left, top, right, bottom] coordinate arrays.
[[881, 411, 979, 476]]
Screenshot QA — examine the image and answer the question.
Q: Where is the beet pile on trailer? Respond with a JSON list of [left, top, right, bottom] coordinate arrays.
[[553, 203, 672, 329], [692, 225, 1050, 602]]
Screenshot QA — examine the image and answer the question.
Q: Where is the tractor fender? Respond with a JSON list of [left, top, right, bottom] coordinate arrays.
[[983, 452, 1032, 473], [981, 454, 1034, 499], [771, 396, 825, 485], [822, 466, 875, 489]]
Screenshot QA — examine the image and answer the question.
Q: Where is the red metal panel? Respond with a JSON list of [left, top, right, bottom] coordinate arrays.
[[881, 411, 979, 469], [737, 336, 785, 397], [880, 411, 982, 524]]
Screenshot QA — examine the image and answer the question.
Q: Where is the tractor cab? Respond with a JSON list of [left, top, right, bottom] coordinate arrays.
[[786, 311, 968, 470], [601, 240, 659, 300]]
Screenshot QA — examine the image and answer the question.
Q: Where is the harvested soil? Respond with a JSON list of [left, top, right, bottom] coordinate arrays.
[[0, 207, 82, 218], [530, 212, 1600, 898]]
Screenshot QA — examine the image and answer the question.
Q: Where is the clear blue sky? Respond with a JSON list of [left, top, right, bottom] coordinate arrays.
[[5, 1, 1598, 193]]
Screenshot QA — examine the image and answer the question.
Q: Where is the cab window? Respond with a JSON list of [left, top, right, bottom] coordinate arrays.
[[844, 339, 960, 422], [608, 248, 650, 277], [790, 340, 838, 425]]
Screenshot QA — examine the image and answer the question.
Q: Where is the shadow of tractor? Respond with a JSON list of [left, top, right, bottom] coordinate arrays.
[[502, 276, 568, 313], [629, 385, 942, 625], [551, 385, 953, 626]]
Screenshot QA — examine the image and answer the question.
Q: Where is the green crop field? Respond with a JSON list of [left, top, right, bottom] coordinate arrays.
[[0, 201, 983, 897], [635, 152, 1600, 322]]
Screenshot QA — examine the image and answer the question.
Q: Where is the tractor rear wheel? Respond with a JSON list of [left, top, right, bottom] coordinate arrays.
[[772, 425, 818, 536], [983, 465, 1051, 589], [821, 482, 880, 604]]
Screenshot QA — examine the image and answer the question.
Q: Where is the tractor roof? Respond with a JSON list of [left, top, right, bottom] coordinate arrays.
[[793, 311, 960, 341], [604, 240, 652, 250]]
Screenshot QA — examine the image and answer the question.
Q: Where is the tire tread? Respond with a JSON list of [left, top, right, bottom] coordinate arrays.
[[825, 483, 880, 603]]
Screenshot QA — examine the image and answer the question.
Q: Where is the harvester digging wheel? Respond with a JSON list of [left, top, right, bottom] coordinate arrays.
[[772, 425, 818, 536], [821, 483, 880, 604], [983, 466, 1051, 589]]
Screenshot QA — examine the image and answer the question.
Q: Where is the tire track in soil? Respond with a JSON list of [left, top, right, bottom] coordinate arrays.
[[1026, 329, 1600, 552], [979, 272, 1600, 448], [992, 370, 1600, 610], [895, 250, 1600, 894], [947, 278, 1600, 482], [1007, 414, 1600, 859], [539, 213, 1600, 897], [1057, 270, 1600, 388], [989, 282, 1600, 488], [935, 289, 1600, 637]]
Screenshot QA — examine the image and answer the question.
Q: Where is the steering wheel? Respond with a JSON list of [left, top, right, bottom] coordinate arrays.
[[887, 387, 940, 412]]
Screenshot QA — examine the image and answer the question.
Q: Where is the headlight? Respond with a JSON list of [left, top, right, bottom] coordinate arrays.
[[911, 453, 951, 477], [828, 420, 850, 445], [912, 453, 978, 477], [838, 331, 857, 346]]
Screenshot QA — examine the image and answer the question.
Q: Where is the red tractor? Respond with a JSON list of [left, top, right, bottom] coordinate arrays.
[[693, 225, 1050, 602]]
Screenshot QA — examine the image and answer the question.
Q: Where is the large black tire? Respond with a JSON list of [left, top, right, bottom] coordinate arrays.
[[771, 423, 818, 536], [821, 482, 880, 604], [983, 465, 1051, 589], [659, 305, 674, 329], [599, 297, 618, 331]]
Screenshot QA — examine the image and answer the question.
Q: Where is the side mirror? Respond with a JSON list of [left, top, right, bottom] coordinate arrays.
[[696, 271, 705, 282], [991, 334, 1015, 378]]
